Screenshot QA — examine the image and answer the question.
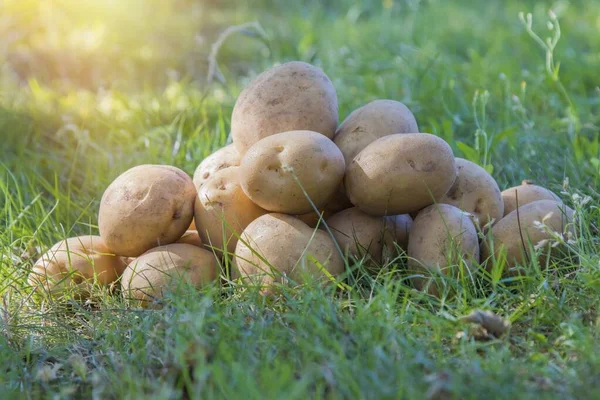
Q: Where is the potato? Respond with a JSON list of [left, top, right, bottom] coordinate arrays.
[[192, 144, 241, 189], [438, 158, 503, 227], [231, 61, 338, 154], [176, 231, 203, 247], [384, 213, 413, 252], [483, 200, 574, 273], [239, 130, 346, 214], [123, 257, 136, 265], [99, 165, 196, 257], [295, 185, 354, 225], [234, 213, 344, 290], [295, 208, 334, 229], [334, 99, 419, 167], [294, 192, 355, 228], [501, 180, 561, 216], [408, 204, 479, 295], [326, 207, 410, 263], [28, 235, 126, 296], [345, 133, 457, 216], [121, 243, 218, 307], [325, 186, 354, 213], [194, 167, 267, 254], [332, 100, 418, 210], [327, 207, 388, 262]]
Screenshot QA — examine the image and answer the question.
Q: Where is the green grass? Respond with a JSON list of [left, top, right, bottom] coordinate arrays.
[[1, 0, 600, 398]]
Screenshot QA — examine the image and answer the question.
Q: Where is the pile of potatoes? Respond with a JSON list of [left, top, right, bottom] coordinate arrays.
[[28, 61, 575, 304]]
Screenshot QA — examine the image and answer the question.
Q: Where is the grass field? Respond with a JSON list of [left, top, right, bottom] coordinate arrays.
[[1, 0, 600, 398]]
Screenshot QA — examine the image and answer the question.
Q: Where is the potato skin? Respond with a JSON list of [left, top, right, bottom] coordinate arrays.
[[294, 193, 354, 228], [327, 207, 390, 263], [28, 235, 126, 296], [325, 186, 354, 213], [295, 208, 334, 229], [231, 61, 338, 154], [121, 243, 218, 307], [194, 167, 267, 254], [176, 231, 203, 247], [240, 130, 346, 214], [384, 213, 413, 252], [408, 204, 479, 295], [192, 144, 241, 189], [484, 200, 574, 272], [501, 181, 561, 216], [438, 158, 503, 227], [345, 133, 457, 216], [334, 99, 419, 167], [234, 214, 344, 290], [99, 165, 196, 257]]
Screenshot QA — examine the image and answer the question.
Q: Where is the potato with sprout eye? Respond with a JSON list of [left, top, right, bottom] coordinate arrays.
[[194, 166, 267, 254], [192, 144, 241, 189], [239, 130, 345, 215]]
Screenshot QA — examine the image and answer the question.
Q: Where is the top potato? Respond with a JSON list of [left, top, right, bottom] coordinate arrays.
[[334, 99, 419, 166], [192, 144, 241, 189], [239, 130, 346, 214], [231, 61, 338, 154], [345, 133, 457, 216], [501, 180, 561, 216], [438, 158, 503, 227], [99, 165, 196, 257]]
